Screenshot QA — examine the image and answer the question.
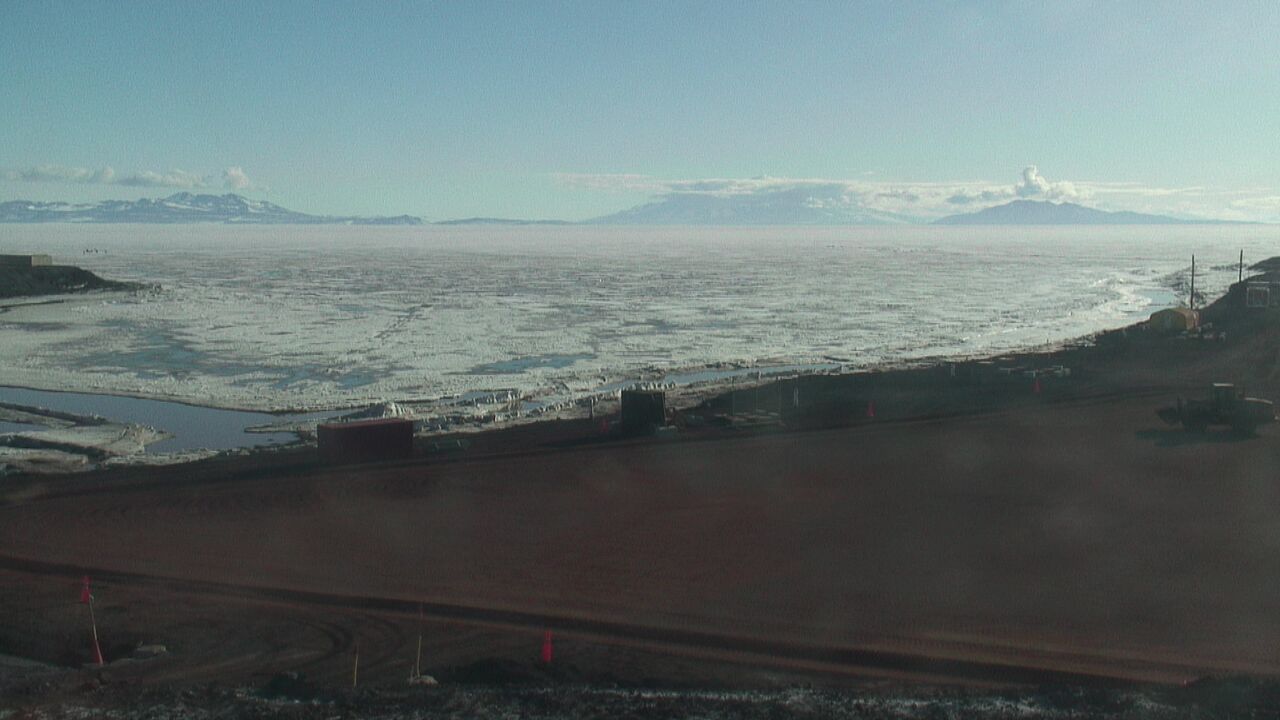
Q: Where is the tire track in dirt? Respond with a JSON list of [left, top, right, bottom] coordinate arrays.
[[290, 616, 356, 682], [0, 553, 1212, 687]]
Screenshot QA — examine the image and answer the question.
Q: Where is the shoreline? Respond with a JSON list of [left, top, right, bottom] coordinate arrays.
[[0, 315, 1140, 476], [0, 316, 1145, 478], [0, 324, 1107, 418]]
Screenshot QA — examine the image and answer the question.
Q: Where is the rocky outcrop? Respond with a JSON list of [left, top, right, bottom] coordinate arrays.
[[0, 265, 143, 299]]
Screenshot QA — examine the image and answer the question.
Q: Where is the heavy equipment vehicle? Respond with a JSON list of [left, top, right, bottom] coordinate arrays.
[[1157, 383, 1276, 434]]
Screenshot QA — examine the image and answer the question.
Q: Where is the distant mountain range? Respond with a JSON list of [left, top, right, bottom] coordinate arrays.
[[933, 199, 1243, 225], [434, 217, 573, 226], [0, 193, 423, 225], [0, 193, 1253, 226], [587, 186, 918, 225]]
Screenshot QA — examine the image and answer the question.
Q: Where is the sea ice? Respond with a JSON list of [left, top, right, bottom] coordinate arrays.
[[0, 224, 1271, 415]]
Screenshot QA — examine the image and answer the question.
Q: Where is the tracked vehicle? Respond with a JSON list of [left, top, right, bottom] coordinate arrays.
[[1157, 383, 1276, 434]]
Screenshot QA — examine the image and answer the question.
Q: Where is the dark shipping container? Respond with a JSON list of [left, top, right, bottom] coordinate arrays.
[[620, 390, 666, 434], [317, 417, 414, 464]]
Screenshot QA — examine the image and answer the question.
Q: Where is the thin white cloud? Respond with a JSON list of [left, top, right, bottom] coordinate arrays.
[[1014, 165, 1083, 201], [1015, 165, 1048, 197], [5, 164, 116, 184], [4, 163, 259, 192], [552, 173, 665, 193], [1230, 196, 1280, 214], [222, 166, 253, 191], [945, 188, 1012, 205], [115, 169, 206, 188]]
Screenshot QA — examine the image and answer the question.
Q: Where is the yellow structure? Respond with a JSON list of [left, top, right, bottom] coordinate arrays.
[[1148, 307, 1199, 333]]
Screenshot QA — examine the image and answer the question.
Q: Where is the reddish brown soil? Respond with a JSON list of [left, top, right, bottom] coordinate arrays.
[[5, 302, 1280, 690], [6, 392, 1280, 687]]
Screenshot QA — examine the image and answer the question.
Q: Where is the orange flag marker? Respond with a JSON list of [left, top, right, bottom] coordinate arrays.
[[80, 576, 104, 666]]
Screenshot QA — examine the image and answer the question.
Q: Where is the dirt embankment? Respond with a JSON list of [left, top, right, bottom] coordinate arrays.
[[0, 265, 143, 299], [689, 268, 1280, 432]]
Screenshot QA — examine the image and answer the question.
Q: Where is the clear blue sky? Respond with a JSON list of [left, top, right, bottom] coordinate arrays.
[[3, 1, 1279, 220]]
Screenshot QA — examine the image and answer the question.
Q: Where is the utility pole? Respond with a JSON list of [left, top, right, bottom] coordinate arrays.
[[352, 641, 360, 688], [1240, 249, 1244, 282], [86, 593, 104, 666], [414, 605, 423, 680], [1190, 255, 1196, 310]]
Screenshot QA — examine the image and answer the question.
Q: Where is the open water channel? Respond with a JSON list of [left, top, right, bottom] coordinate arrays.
[[0, 386, 334, 453]]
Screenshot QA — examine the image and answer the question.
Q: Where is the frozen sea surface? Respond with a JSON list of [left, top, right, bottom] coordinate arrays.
[[0, 224, 1273, 412]]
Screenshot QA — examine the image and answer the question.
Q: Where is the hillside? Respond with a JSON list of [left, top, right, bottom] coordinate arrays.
[[588, 186, 916, 225], [0, 265, 143, 298]]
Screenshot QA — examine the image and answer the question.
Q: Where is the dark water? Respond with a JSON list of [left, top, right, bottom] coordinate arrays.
[[467, 353, 596, 375], [0, 420, 38, 434], [0, 386, 332, 453], [78, 326, 379, 391]]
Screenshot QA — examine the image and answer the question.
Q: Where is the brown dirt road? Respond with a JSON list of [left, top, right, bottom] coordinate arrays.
[[4, 389, 1280, 687]]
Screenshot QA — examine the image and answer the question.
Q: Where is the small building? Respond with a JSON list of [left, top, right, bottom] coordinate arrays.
[[1148, 307, 1199, 333], [620, 389, 666, 434], [1239, 277, 1280, 308], [1223, 267, 1280, 310], [1246, 282, 1272, 308], [0, 254, 52, 268], [317, 417, 414, 464]]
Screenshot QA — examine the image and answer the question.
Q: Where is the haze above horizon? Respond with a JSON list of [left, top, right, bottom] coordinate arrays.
[[3, 1, 1279, 222]]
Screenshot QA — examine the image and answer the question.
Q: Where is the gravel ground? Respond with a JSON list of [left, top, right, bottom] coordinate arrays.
[[6, 676, 1280, 719]]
